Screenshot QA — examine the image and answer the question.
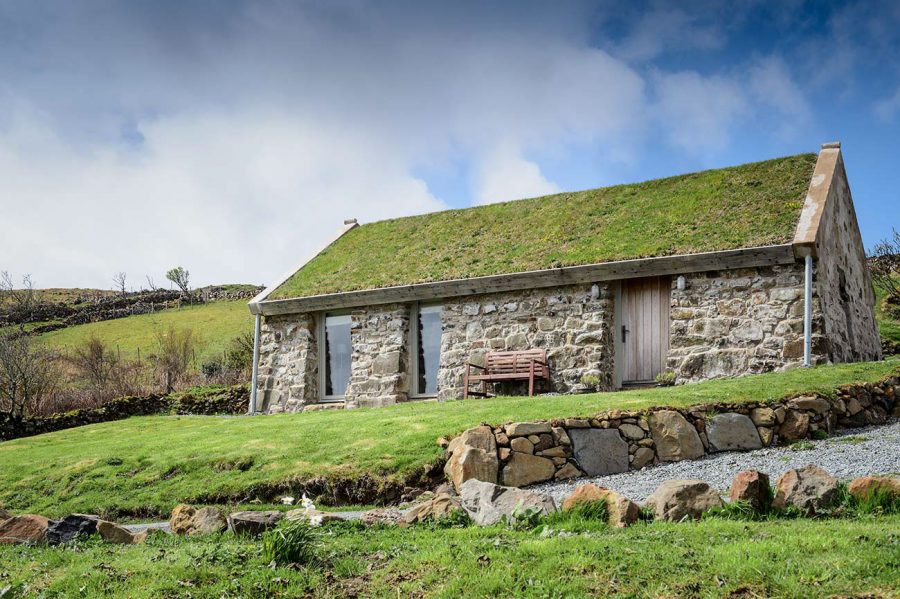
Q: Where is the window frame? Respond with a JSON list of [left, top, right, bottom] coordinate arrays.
[[408, 301, 443, 399], [317, 311, 353, 402]]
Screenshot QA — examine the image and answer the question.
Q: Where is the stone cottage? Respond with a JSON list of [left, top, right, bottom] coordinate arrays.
[[249, 143, 881, 413]]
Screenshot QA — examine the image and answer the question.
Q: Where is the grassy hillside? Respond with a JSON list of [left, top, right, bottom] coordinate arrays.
[[37, 300, 254, 362], [0, 358, 895, 518], [875, 282, 900, 347], [1, 516, 897, 597]]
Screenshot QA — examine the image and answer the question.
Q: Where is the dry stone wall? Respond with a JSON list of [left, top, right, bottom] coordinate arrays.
[[257, 313, 318, 414], [444, 377, 899, 489], [437, 284, 615, 400], [668, 264, 828, 382], [345, 304, 410, 408]]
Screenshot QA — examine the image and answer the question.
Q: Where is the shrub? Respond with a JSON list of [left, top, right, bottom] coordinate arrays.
[[261, 518, 322, 567], [655, 371, 676, 386]]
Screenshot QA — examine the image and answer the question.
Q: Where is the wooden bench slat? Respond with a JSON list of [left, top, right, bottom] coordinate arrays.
[[463, 349, 551, 399]]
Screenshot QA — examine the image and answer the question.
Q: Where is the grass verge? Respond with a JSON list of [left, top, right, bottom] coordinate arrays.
[[1, 515, 897, 597], [0, 358, 896, 518]]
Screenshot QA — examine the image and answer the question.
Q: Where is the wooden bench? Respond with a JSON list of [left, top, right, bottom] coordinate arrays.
[[463, 349, 551, 399]]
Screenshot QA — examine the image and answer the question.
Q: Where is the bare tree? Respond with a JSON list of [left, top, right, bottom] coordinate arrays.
[[0, 331, 62, 420], [1, 271, 37, 311], [145, 274, 158, 291], [153, 325, 199, 392], [869, 228, 899, 304], [67, 335, 120, 401], [112, 272, 128, 296], [165, 267, 191, 295]]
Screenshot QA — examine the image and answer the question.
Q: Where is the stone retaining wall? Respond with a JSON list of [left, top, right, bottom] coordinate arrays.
[[444, 376, 899, 489]]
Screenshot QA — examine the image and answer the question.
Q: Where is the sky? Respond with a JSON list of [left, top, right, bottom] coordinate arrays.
[[1, 0, 899, 290]]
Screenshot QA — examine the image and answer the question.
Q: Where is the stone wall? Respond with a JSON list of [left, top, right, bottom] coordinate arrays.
[[444, 376, 899, 489], [437, 284, 615, 400], [257, 313, 318, 414], [668, 264, 828, 383], [345, 304, 410, 408], [814, 155, 882, 363]]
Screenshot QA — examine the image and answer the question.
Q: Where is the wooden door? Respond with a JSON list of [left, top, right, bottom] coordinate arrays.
[[621, 276, 671, 383]]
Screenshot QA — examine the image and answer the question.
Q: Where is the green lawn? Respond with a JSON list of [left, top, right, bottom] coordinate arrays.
[[875, 282, 900, 347], [0, 358, 896, 519], [273, 154, 815, 298], [36, 300, 254, 362], [1, 516, 897, 597]]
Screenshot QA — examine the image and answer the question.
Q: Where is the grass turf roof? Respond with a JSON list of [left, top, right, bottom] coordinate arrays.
[[271, 153, 817, 300]]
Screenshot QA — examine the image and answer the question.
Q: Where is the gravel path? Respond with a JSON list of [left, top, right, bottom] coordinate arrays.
[[533, 419, 900, 504]]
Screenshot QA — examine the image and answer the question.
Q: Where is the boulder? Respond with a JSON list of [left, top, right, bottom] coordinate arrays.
[[445, 445, 499, 491], [506, 422, 552, 437], [649, 411, 705, 462], [706, 414, 762, 452], [501, 453, 556, 487], [561, 484, 640, 528], [46, 514, 100, 545], [847, 476, 900, 502], [644, 480, 723, 521], [359, 508, 404, 527], [190, 507, 228, 535], [569, 428, 629, 476], [459, 480, 556, 526], [444, 426, 499, 490], [554, 463, 582, 480], [97, 520, 143, 544], [401, 493, 462, 525], [169, 504, 227, 536], [729, 470, 772, 512], [773, 465, 840, 514], [631, 447, 655, 469], [750, 407, 776, 427], [0, 515, 48, 545], [778, 410, 809, 441], [169, 504, 196, 535], [228, 511, 284, 536]]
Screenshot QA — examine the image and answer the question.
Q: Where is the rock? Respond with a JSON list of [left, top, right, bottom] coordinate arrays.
[[706, 413, 762, 452], [447, 425, 496, 455], [434, 482, 456, 497], [169, 504, 196, 535], [533, 434, 554, 452], [551, 427, 571, 446], [757, 427, 774, 446], [228, 511, 284, 536], [191, 507, 227, 535], [644, 480, 723, 521], [359, 508, 404, 527], [569, 428, 629, 476], [510, 437, 534, 454], [501, 453, 556, 487], [0, 515, 48, 545], [649, 411, 705, 462], [750, 407, 776, 426], [773, 465, 840, 514], [618, 423, 645, 441], [46, 514, 100, 545], [285, 509, 343, 524], [788, 396, 831, 414], [537, 446, 568, 458], [445, 445, 499, 491], [169, 504, 227, 536], [561, 484, 640, 528], [401, 493, 462, 525], [97, 521, 143, 544], [631, 447, 655, 469], [847, 476, 900, 502], [729, 471, 772, 512], [444, 426, 499, 490], [554, 463, 582, 480], [506, 422, 552, 437], [459, 480, 556, 526], [778, 410, 809, 441]]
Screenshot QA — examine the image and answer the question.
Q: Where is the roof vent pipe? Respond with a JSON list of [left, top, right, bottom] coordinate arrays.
[[803, 253, 813, 367]]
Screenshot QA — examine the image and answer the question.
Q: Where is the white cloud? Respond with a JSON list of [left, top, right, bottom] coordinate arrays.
[[614, 6, 724, 62], [652, 71, 748, 154], [474, 146, 560, 205]]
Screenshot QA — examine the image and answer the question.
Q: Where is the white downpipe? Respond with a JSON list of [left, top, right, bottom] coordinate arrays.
[[803, 253, 813, 368], [249, 313, 261, 415]]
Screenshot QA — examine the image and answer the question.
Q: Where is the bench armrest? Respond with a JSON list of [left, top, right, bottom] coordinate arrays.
[[466, 362, 487, 371]]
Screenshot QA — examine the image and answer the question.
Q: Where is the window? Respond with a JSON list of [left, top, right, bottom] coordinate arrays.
[[411, 303, 442, 396], [321, 313, 351, 398]]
